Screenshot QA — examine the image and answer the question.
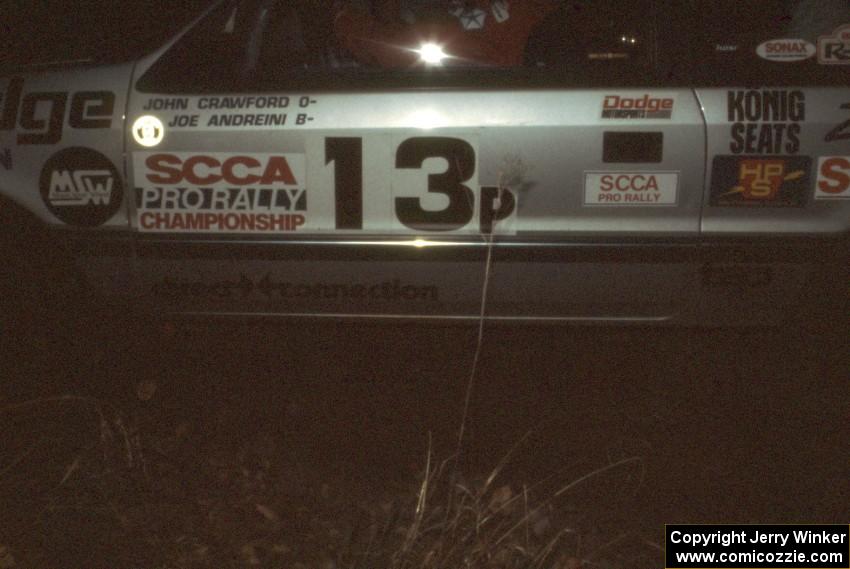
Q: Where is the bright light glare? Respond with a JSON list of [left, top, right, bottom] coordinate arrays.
[[406, 108, 446, 130], [132, 115, 165, 147], [417, 43, 448, 65], [412, 239, 430, 248]]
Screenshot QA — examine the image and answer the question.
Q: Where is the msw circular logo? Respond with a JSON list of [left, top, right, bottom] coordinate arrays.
[[39, 147, 123, 227]]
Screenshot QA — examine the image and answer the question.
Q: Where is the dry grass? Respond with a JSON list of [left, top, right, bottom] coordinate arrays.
[[0, 393, 659, 569], [340, 439, 650, 569]]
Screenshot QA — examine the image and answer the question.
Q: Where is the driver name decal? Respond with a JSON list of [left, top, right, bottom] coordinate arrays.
[[138, 95, 317, 131]]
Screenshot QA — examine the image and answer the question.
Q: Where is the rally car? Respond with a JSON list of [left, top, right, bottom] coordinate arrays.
[[1, 0, 848, 326]]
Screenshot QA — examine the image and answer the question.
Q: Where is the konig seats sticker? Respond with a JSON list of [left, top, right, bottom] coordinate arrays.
[[134, 153, 306, 233], [39, 147, 123, 227], [710, 155, 811, 207]]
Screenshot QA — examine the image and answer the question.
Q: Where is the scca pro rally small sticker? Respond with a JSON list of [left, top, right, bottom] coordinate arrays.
[[134, 153, 307, 233], [710, 155, 810, 207], [39, 147, 123, 227], [584, 172, 678, 205], [756, 39, 816, 62]]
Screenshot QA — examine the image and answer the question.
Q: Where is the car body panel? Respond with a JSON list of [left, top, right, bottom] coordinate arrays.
[[697, 87, 850, 235], [0, 65, 134, 229], [1, 0, 848, 325]]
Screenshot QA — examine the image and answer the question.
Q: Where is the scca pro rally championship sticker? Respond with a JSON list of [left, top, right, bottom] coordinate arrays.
[[39, 147, 123, 227], [134, 153, 306, 233]]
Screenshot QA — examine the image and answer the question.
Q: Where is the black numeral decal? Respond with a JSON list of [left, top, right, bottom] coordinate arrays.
[[480, 186, 516, 234], [825, 103, 850, 143], [325, 137, 363, 230], [394, 137, 475, 232], [325, 136, 478, 231]]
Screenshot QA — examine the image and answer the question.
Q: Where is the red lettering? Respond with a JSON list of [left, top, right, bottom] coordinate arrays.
[[597, 174, 662, 193], [140, 212, 155, 229], [603, 96, 620, 110], [767, 41, 805, 53], [260, 156, 297, 185], [145, 154, 297, 186], [145, 154, 182, 184], [222, 156, 261, 185], [818, 157, 850, 194], [602, 95, 674, 111], [269, 215, 286, 231], [184, 155, 222, 185], [646, 175, 658, 191]]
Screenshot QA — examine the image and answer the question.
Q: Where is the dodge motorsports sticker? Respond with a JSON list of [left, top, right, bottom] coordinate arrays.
[[600, 94, 676, 119]]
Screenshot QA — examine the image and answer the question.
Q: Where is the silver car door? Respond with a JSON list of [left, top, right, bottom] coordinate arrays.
[[691, 0, 850, 324], [122, 0, 706, 322]]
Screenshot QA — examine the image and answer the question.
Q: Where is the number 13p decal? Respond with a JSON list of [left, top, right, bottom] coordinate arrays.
[[317, 135, 516, 234]]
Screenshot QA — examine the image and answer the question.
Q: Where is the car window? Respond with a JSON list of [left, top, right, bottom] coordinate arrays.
[[2, 0, 211, 69], [137, 0, 663, 92], [685, 0, 850, 86]]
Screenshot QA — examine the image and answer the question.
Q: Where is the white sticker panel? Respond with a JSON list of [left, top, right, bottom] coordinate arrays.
[[135, 135, 518, 235], [308, 133, 515, 235], [815, 156, 850, 200], [134, 152, 308, 233], [584, 172, 679, 206]]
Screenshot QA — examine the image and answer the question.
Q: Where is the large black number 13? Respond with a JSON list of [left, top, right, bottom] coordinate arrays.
[[395, 137, 476, 232], [325, 136, 476, 231]]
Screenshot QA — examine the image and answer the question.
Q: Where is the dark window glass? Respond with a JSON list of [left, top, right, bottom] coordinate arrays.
[[3, 0, 211, 69], [138, 0, 663, 92], [137, 1, 253, 92], [685, 0, 850, 86]]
